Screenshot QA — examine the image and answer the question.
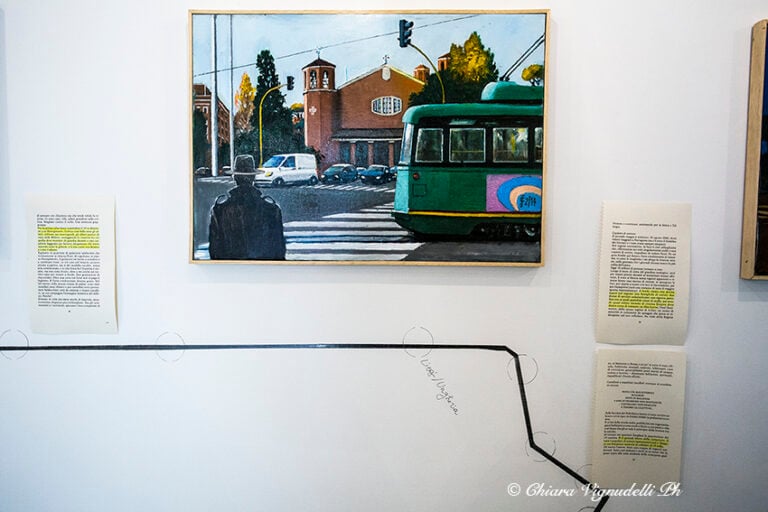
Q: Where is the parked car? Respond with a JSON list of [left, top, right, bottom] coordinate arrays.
[[358, 164, 393, 185], [194, 166, 211, 177], [255, 153, 318, 186], [320, 164, 358, 183]]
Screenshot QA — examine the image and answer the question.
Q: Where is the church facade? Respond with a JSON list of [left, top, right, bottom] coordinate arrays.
[[302, 58, 426, 170]]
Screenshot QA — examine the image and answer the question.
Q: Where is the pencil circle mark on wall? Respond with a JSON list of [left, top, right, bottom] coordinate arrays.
[[155, 332, 185, 363], [574, 464, 592, 489], [507, 354, 539, 384], [402, 326, 434, 359], [525, 430, 556, 462], [0, 329, 29, 360]]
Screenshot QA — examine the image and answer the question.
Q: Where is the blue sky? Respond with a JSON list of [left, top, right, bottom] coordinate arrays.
[[191, 12, 546, 110]]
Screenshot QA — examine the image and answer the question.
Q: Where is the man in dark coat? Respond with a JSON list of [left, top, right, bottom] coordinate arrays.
[[208, 155, 286, 260]]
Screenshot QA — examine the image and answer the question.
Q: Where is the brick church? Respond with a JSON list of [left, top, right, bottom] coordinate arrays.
[[302, 57, 428, 170]]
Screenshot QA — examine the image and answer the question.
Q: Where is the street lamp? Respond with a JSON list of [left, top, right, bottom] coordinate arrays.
[[397, 19, 445, 103], [258, 76, 295, 167]]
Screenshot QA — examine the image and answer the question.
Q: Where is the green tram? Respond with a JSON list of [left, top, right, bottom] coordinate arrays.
[[392, 82, 544, 240]]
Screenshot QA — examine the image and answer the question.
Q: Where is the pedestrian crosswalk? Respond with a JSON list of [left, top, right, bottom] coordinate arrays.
[[284, 203, 421, 261], [193, 202, 421, 261], [313, 183, 394, 193], [197, 176, 394, 194], [197, 176, 234, 184]]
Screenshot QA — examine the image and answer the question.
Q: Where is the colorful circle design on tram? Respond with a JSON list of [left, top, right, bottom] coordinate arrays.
[[486, 175, 542, 212]]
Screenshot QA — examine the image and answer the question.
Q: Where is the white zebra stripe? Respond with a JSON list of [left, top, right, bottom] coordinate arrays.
[[283, 220, 402, 229], [287, 242, 421, 251], [307, 184, 393, 193], [285, 230, 409, 238], [287, 253, 409, 261], [325, 212, 393, 219]]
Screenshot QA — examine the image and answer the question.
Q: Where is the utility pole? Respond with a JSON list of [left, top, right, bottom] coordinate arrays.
[[210, 14, 219, 177], [258, 77, 294, 167], [208, 14, 219, 176], [228, 15, 235, 172]]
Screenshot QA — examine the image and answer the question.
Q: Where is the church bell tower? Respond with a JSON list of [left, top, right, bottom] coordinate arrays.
[[302, 58, 338, 165]]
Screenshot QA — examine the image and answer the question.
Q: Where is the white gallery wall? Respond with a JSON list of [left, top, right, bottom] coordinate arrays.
[[0, 1, 766, 511]]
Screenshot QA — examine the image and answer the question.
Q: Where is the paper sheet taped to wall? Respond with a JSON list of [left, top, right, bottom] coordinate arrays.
[[27, 195, 117, 334], [596, 201, 691, 344], [590, 348, 686, 491]]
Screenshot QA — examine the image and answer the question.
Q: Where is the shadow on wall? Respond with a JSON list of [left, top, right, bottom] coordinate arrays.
[[0, 9, 8, 260]]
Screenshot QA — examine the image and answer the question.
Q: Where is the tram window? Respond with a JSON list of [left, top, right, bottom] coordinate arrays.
[[415, 128, 443, 163], [400, 124, 414, 164], [450, 128, 485, 163], [534, 127, 544, 163], [493, 127, 529, 162]]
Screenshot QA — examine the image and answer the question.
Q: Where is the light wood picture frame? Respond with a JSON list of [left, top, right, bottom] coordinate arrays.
[[741, 19, 768, 279], [189, 11, 549, 266]]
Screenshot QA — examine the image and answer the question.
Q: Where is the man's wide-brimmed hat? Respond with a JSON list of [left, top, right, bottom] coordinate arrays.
[[233, 154, 257, 175]]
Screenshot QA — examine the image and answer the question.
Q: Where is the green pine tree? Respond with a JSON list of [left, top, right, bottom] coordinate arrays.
[[242, 49, 313, 162]]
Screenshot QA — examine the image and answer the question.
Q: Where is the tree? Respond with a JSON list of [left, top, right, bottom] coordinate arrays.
[[250, 50, 291, 129], [449, 32, 498, 84], [245, 49, 308, 160], [409, 31, 499, 106], [233, 73, 256, 134], [521, 64, 544, 86]]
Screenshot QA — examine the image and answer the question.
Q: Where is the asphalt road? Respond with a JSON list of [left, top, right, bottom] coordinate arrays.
[[193, 177, 396, 248], [192, 177, 540, 263]]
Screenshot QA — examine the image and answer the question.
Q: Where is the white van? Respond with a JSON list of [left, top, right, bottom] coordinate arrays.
[[256, 153, 318, 186]]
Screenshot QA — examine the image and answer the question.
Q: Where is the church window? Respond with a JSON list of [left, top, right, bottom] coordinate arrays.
[[371, 96, 402, 116]]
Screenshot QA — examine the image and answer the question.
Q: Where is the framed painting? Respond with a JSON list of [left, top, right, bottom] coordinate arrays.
[[741, 19, 768, 279], [189, 11, 549, 266]]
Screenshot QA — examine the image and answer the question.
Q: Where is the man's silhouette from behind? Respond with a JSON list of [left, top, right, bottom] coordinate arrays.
[[208, 155, 286, 260]]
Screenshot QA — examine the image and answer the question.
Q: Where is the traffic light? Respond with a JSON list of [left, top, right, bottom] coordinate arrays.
[[398, 19, 413, 48], [286, 76, 295, 91]]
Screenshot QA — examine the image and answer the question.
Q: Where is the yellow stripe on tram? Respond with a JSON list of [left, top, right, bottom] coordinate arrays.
[[405, 211, 541, 219]]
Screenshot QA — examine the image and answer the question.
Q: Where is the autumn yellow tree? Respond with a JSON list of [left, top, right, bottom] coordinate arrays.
[[233, 73, 256, 134], [521, 64, 544, 86], [449, 32, 498, 84], [410, 31, 499, 106]]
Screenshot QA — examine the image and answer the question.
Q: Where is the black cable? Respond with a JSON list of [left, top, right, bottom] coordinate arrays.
[[0, 341, 609, 511], [193, 15, 479, 78]]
